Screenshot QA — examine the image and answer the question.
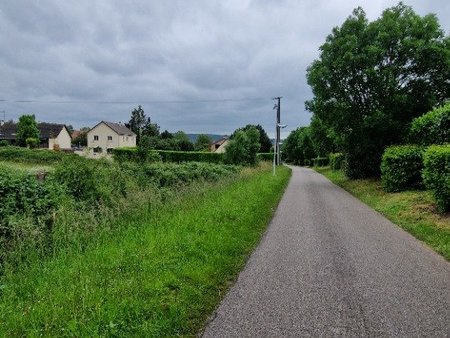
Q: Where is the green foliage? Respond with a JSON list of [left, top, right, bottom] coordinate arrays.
[[306, 4, 450, 178], [0, 140, 10, 147], [126, 105, 159, 144], [422, 144, 450, 212], [25, 137, 38, 149], [113, 148, 223, 164], [16, 115, 40, 147], [72, 127, 89, 147], [381, 145, 424, 192], [409, 103, 450, 145], [194, 134, 212, 151], [224, 127, 260, 166], [313, 157, 329, 167], [257, 152, 274, 161], [310, 115, 337, 156], [0, 165, 290, 336], [172, 131, 194, 151], [0, 146, 78, 164], [329, 153, 344, 170], [282, 127, 316, 165], [231, 124, 272, 153]]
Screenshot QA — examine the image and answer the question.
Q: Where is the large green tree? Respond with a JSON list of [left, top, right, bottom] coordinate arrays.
[[282, 127, 316, 165], [194, 134, 212, 151], [224, 126, 260, 166], [16, 114, 40, 147], [126, 105, 159, 144], [231, 124, 272, 153], [306, 3, 450, 178]]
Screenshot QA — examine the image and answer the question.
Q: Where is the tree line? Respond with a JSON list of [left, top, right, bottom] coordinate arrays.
[[283, 3, 449, 178]]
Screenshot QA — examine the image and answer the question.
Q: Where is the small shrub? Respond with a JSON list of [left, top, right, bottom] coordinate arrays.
[[422, 144, 450, 212], [329, 153, 344, 170], [409, 103, 450, 145], [0, 140, 9, 147], [313, 157, 329, 167], [304, 159, 311, 166], [381, 145, 424, 192]]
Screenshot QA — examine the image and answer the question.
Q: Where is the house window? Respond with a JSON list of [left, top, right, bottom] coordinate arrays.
[[126, 136, 129, 141], [94, 135, 99, 141], [107, 136, 112, 141]]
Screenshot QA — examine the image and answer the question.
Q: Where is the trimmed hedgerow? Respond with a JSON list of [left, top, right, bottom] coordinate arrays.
[[422, 144, 450, 212], [0, 146, 77, 164], [329, 153, 344, 170], [113, 148, 224, 164], [313, 157, 329, 167], [409, 103, 450, 146], [381, 145, 424, 192]]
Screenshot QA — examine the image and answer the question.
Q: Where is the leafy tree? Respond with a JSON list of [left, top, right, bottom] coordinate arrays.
[[160, 130, 173, 139], [16, 114, 40, 147], [194, 134, 212, 151], [282, 127, 316, 165], [173, 131, 194, 151], [231, 124, 272, 153], [310, 115, 337, 156], [224, 126, 260, 166], [126, 105, 159, 144], [72, 127, 90, 147], [306, 4, 450, 178]]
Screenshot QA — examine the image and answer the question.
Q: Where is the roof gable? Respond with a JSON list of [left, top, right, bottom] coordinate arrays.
[[90, 121, 136, 136]]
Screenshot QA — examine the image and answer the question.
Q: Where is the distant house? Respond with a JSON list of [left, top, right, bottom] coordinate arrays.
[[87, 121, 136, 153], [210, 137, 229, 153], [0, 122, 72, 149]]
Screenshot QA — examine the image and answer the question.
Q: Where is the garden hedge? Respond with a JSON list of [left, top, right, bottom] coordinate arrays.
[[329, 153, 344, 170], [0, 146, 78, 164], [313, 157, 329, 167], [381, 145, 424, 192], [422, 144, 450, 212], [113, 148, 224, 164], [409, 103, 450, 146]]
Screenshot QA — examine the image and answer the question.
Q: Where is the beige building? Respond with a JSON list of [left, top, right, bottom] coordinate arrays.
[[210, 137, 229, 153], [87, 121, 136, 153]]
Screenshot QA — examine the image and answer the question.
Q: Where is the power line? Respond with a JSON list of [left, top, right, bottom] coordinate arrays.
[[0, 97, 267, 104]]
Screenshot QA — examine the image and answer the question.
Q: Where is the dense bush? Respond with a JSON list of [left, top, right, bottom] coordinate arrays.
[[0, 140, 10, 147], [0, 146, 77, 164], [381, 145, 424, 192], [304, 159, 311, 166], [329, 153, 344, 170], [224, 127, 260, 166], [313, 157, 329, 167], [257, 153, 274, 161], [409, 103, 450, 146], [422, 145, 450, 212]]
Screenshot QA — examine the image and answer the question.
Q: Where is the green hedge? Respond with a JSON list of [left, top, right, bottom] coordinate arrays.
[[257, 153, 274, 161], [304, 159, 311, 166], [422, 144, 450, 212], [113, 148, 224, 164], [381, 145, 424, 192], [329, 153, 344, 170], [409, 103, 450, 146], [313, 157, 329, 167], [0, 146, 77, 164]]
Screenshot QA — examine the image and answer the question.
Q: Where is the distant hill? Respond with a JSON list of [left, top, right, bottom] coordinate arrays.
[[186, 134, 226, 143]]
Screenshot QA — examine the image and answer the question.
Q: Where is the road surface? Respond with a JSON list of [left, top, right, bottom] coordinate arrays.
[[203, 166, 450, 337]]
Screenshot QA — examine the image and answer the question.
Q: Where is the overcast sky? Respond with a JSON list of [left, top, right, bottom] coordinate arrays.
[[1, 1, 449, 137]]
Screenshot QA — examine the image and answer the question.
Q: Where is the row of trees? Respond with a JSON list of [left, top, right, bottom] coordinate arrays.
[[284, 3, 449, 178]]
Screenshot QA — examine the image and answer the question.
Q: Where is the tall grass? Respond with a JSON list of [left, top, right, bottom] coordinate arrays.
[[0, 164, 291, 336]]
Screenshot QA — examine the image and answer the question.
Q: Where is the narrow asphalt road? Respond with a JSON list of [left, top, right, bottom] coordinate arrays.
[[203, 166, 450, 337]]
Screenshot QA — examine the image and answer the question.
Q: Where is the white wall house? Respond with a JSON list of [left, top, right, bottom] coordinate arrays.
[[87, 121, 136, 153]]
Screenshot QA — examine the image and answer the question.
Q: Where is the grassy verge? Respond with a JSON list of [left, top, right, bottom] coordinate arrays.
[[0, 164, 291, 337], [315, 167, 449, 260]]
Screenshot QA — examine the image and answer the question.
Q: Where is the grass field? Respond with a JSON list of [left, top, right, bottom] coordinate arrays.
[[0, 164, 291, 337], [315, 167, 450, 260]]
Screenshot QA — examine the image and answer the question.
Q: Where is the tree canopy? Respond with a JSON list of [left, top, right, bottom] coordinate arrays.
[[306, 3, 450, 178], [194, 134, 212, 151], [16, 114, 40, 147], [224, 126, 260, 166], [231, 124, 272, 153], [126, 105, 159, 144]]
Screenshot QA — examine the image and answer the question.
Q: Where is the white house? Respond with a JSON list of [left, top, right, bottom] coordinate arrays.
[[87, 121, 136, 153], [210, 137, 229, 153]]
